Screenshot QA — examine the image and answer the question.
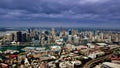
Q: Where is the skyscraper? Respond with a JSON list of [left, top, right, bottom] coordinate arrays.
[[22, 33, 27, 42], [15, 31, 22, 42], [69, 29, 72, 35], [6, 33, 13, 42]]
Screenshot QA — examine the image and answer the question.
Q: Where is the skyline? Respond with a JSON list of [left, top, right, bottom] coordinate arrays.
[[0, 0, 120, 28]]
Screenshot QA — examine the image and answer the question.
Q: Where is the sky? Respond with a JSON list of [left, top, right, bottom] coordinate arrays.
[[0, 0, 120, 28]]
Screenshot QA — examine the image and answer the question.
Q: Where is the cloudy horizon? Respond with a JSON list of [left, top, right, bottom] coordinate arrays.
[[0, 0, 120, 28]]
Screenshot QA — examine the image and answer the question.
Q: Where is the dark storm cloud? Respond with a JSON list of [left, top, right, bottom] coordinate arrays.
[[0, 0, 120, 28]]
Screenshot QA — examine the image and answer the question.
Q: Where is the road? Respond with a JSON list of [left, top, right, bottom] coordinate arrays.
[[83, 54, 112, 68]]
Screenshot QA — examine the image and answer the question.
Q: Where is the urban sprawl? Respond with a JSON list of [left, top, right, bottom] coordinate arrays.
[[0, 28, 120, 68]]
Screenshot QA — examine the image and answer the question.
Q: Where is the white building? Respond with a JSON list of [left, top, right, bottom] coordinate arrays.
[[101, 62, 120, 68]]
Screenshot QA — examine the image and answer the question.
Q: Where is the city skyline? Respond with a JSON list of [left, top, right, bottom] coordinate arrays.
[[0, 0, 120, 28]]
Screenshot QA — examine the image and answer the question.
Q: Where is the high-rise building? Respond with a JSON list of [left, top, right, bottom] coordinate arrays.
[[26, 33, 31, 42], [118, 33, 120, 44], [100, 32, 104, 42], [73, 35, 79, 44], [6, 33, 13, 42], [11, 33, 15, 41], [22, 33, 27, 42], [68, 35, 72, 42], [15, 31, 22, 42], [51, 28, 55, 36], [51, 28, 56, 43], [69, 29, 72, 35], [28, 29, 31, 33]]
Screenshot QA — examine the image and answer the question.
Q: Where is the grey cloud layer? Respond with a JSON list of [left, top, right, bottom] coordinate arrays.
[[0, 0, 120, 27]]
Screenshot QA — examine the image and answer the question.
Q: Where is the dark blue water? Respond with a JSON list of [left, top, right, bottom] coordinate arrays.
[[0, 44, 53, 52], [0, 45, 26, 52]]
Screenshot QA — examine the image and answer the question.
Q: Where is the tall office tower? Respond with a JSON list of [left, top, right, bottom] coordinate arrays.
[[51, 28, 56, 43], [28, 29, 31, 33], [39, 34, 42, 45], [105, 33, 112, 43], [59, 32, 63, 37], [112, 33, 118, 43], [47, 35, 50, 44], [100, 32, 104, 42], [15, 31, 22, 42], [111, 34, 115, 42], [11, 33, 15, 41], [73, 35, 79, 44], [68, 35, 72, 42], [39, 34, 44, 45], [115, 34, 119, 42], [41, 36, 45, 45], [89, 32, 93, 40], [22, 33, 27, 42], [97, 36, 101, 42], [51, 28, 55, 36], [44, 35, 48, 44], [92, 37, 95, 42], [93, 31, 96, 41], [108, 36, 112, 43], [118, 33, 120, 44], [69, 29, 73, 35], [26, 33, 31, 42], [6, 33, 13, 42]]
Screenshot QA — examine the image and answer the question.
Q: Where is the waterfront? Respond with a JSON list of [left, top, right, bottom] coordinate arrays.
[[0, 27, 120, 68]]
